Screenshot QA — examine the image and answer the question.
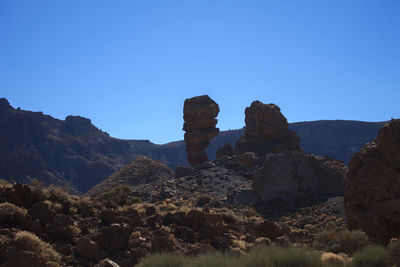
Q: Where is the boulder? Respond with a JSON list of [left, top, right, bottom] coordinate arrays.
[[183, 95, 220, 166], [96, 223, 131, 252], [345, 119, 400, 244], [28, 201, 56, 226], [235, 101, 300, 156], [76, 237, 100, 261], [46, 214, 78, 241], [253, 151, 347, 201], [216, 143, 234, 159]]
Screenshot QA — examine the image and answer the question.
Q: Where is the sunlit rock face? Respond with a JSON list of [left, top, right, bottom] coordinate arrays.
[[345, 119, 400, 244], [235, 101, 300, 157], [183, 95, 220, 166]]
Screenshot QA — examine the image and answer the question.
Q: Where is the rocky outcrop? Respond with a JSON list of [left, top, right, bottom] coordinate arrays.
[[345, 119, 400, 244], [183, 95, 220, 166], [87, 156, 174, 196], [253, 151, 347, 202], [216, 143, 234, 159], [235, 101, 300, 156]]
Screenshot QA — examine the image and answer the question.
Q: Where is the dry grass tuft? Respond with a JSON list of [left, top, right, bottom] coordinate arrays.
[[0, 202, 27, 225], [15, 231, 61, 265]]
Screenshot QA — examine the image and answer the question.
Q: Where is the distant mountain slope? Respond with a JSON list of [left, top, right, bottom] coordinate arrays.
[[0, 97, 385, 192], [0, 98, 165, 192]]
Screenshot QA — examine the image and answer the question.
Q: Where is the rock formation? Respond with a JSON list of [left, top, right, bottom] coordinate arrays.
[[216, 143, 234, 159], [87, 156, 174, 196], [183, 95, 220, 166], [235, 101, 300, 156], [253, 151, 347, 202], [345, 119, 400, 244]]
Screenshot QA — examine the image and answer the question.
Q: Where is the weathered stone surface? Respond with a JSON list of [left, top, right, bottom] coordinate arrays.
[[77, 237, 99, 261], [235, 101, 300, 156], [345, 119, 400, 244], [216, 143, 234, 159], [96, 223, 131, 252], [183, 95, 220, 166], [253, 151, 347, 201]]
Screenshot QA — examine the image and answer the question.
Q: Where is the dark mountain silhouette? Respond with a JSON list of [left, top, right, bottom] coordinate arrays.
[[0, 98, 385, 193]]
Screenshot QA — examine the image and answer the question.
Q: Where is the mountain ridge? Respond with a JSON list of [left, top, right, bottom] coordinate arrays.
[[0, 98, 385, 193]]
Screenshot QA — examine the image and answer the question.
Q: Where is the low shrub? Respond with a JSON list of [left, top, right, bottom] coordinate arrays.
[[314, 229, 369, 255], [388, 239, 400, 266], [241, 208, 262, 218], [350, 245, 389, 267], [195, 194, 212, 207], [0, 202, 27, 225], [101, 185, 133, 206], [139, 245, 327, 267], [15, 231, 61, 265]]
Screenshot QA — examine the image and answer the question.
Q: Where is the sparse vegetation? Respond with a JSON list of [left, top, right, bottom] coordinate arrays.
[[388, 239, 400, 266], [101, 185, 134, 206], [350, 245, 389, 267], [139, 245, 328, 267], [195, 194, 212, 207], [15, 231, 61, 265], [314, 229, 369, 255], [0, 202, 27, 224]]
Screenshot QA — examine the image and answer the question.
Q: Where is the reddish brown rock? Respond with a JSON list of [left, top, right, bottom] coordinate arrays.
[[345, 119, 400, 244], [183, 95, 220, 166], [76, 237, 100, 261], [235, 101, 300, 156]]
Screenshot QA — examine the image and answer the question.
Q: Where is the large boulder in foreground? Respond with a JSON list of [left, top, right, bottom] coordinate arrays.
[[253, 151, 347, 202], [235, 101, 300, 156], [183, 95, 220, 166], [345, 119, 400, 244]]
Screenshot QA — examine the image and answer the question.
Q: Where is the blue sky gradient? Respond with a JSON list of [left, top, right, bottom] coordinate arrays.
[[1, 0, 399, 144]]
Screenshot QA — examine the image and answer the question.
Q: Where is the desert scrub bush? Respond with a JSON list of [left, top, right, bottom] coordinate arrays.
[[15, 231, 61, 265], [314, 229, 369, 255], [0, 202, 27, 224], [139, 245, 328, 267], [388, 239, 400, 266], [241, 208, 262, 218], [242, 245, 323, 267], [101, 185, 133, 206], [195, 194, 212, 207], [350, 245, 389, 267], [0, 179, 11, 185]]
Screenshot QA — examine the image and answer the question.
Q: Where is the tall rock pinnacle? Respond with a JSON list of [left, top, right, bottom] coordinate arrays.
[[183, 95, 220, 166]]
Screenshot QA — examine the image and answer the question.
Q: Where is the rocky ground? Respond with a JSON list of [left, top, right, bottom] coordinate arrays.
[[0, 181, 350, 267]]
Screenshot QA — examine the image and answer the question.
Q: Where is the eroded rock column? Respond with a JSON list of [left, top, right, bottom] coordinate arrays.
[[183, 95, 220, 166]]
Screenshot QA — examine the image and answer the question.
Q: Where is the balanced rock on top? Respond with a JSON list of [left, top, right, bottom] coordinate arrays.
[[235, 101, 300, 156], [183, 95, 220, 166]]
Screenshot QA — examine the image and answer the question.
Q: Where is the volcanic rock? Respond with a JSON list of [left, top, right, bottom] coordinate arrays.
[[216, 143, 234, 159], [183, 95, 220, 166], [77, 237, 100, 261], [235, 101, 300, 156], [87, 156, 174, 196], [345, 119, 400, 244], [253, 151, 347, 202]]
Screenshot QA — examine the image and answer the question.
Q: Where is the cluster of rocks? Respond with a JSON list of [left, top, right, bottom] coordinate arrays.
[[345, 119, 400, 244], [0, 183, 316, 267], [181, 96, 347, 207]]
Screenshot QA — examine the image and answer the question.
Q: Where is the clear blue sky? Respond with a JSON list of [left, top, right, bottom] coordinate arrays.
[[1, 1, 399, 144]]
